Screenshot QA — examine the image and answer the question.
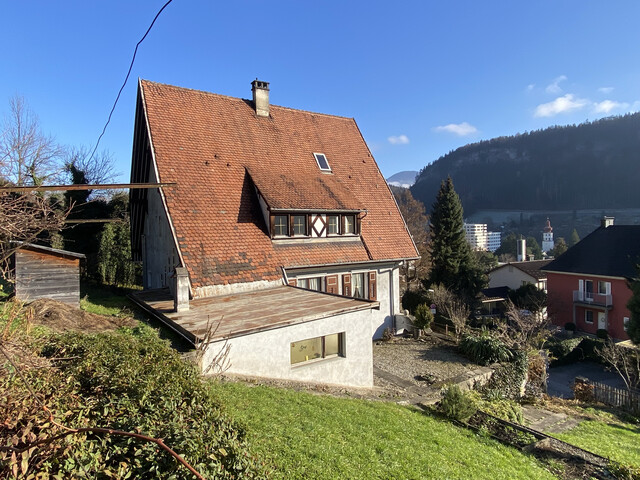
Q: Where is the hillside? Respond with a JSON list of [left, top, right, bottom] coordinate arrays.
[[387, 170, 418, 188], [411, 113, 640, 215]]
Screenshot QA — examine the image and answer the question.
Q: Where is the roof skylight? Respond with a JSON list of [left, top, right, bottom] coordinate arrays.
[[314, 153, 331, 172]]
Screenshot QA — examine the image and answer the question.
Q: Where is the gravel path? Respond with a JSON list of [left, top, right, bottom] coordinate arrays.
[[373, 335, 477, 390]]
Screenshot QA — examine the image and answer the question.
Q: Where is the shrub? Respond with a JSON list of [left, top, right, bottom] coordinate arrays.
[[414, 303, 434, 330], [2, 326, 265, 479], [401, 289, 429, 314], [572, 377, 595, 402], [481, 350, 529, 400], [467, 391, 524, 424], [439, 384, 477, 422], [597, 328, 609, 339], [564, 322, 576, 332], [549, 337, 604, 366], [459, 331, 512, 366]]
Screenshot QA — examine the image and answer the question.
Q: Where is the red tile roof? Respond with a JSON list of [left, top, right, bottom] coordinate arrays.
[[139, 80, 418, 288]]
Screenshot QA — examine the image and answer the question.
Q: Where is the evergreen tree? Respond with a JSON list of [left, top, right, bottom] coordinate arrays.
[[626, 270, 640, 344], [526, 236, 543, 260], [550, 237, 568, 257], [569, 228, 580, 247], [428, 177, 486, 304]]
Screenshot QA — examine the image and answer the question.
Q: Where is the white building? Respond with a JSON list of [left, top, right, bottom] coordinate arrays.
[[464, 223, 488, 251], [542, 218, 554, 252], [487, 231, 501, 252]]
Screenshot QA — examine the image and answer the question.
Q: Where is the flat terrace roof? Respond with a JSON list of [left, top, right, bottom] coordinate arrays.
[[130, 286, 379, 344]]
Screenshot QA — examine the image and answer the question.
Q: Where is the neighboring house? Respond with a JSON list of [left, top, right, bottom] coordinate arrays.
[[542, 219, 640, 340], [10, 244, 85, 306], [488, 260, 550, 293], [129, 79, 419, 387]]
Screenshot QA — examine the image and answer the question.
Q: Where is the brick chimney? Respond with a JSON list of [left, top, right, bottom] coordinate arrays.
[[251, 79, 270, 117]]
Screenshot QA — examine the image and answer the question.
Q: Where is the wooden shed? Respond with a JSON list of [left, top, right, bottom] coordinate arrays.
[[12, 244, 85, 306]]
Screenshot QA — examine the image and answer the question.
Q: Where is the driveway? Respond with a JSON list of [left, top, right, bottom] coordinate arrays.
[[547, 361, 627, 398]]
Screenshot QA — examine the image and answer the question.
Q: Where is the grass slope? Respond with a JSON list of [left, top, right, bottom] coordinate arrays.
[[552, 409, 640, 467], [212, 382, 555, 480]]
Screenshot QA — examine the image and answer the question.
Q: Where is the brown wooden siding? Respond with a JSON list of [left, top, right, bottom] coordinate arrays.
[[14, 250, 81, 306]]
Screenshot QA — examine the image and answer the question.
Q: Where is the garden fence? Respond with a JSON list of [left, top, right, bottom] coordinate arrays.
[[585, 379, 640, 414]]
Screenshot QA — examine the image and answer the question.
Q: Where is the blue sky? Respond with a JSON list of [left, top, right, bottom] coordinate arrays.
[[2, 1, 640, 182]]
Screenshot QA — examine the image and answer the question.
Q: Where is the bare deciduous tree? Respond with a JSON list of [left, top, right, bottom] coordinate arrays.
[[0, 95, 65, 186], [195, 317, 231, 377], [598, 340, 640, 391], [496, 300, 551, 350], [0, 95, 69, 279], [431, 284, 470, 337]]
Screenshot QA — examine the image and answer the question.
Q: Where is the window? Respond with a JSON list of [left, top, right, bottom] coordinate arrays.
[[585, 310, 594, 324], [343, 215, 355, 234], [314, 153, 331, 172], [292, 215, 307, 236], [290, 333, 344, 365], [352, 273, 365, 298], [624, 317, 630, 331], [598, 281, 611, 295], [274, 215, 288, 236], [297, 277, 323, 292], [327, 215, 340, 235]]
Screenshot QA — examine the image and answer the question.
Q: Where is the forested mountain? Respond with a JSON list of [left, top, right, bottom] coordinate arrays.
[[411, 113, 640, 214]]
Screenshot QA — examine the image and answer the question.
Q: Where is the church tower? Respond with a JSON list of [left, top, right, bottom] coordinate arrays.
[[542, 218, 554, 252]]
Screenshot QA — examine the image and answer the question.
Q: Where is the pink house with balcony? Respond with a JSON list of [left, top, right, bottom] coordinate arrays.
[[542, 219, 640, 340]]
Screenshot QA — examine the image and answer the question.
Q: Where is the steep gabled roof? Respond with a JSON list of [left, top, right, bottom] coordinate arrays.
[[134, 80, 418, 288], [543, 225, 640, 279]]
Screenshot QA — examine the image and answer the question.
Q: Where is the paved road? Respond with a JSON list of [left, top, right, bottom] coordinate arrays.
[[547, 361, 627, 398]]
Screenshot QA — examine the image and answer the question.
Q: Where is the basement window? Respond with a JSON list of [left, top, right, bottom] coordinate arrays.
[[290, 332, 344, 365], [314, 153, 331, 172]]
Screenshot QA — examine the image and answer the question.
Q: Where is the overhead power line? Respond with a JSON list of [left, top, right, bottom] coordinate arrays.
[[88, 0, 175, 163]]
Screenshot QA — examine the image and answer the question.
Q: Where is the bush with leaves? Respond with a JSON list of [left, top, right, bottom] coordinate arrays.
[[1, 325, 266, 479], [480, 350, 529, 400], [459, 331, 512, 366], [467, 391, 524, 424], [401, 289, 430, 314], [413, 303, 434, 330], [439, 384, 477, 422]]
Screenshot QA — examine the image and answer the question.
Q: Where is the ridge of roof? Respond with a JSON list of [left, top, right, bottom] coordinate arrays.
[[139, 78, 357, 122], [542, 225, 640, 279]]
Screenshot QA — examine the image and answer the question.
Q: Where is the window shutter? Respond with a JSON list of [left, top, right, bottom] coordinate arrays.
[[288, 279, 297, 287], [356, 216, 361, 235], [342, 273, 351, 297], [326, 275, 339, 294], [307, 214, 312, 236], [289, 214, 295, 236], [368, 271, 377, 300], [270, 215, 275, 238]]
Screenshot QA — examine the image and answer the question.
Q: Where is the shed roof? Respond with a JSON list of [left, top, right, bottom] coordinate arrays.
[[133, 80, 418, 288], [14, 243, 86, 260]]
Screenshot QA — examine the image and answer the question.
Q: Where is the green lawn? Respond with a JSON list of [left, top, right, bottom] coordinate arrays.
[[552, 409, 640, 467], [79, 284, 136, 316], [211, 381, 555, 480]]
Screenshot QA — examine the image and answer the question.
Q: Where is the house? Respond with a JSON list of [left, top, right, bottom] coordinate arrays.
[[129, 79, 419, 387], [10, 243, 85, 306], [488, 260, 550, 293], [542, 219, 640, 340]]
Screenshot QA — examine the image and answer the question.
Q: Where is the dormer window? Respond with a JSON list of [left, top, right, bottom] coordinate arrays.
[[343, 215, 355, 235], [327, 215, 340, 235], [274, 215, 288, 236], [314, 153, 331, 172], [292, 215, 307, 236]]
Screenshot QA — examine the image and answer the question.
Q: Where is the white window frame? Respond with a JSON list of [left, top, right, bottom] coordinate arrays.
[[313, 153, 331, 172], [585, 310, 594, 324], [624, 316, 630, 331], [598, 281, 611, 296]]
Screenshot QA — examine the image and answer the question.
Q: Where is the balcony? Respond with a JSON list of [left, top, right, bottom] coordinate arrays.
[[573, 290, 613, 307]]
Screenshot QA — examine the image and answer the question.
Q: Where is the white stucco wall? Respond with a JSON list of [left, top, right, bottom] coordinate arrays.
[[489, 265, 537, 290], [286, 261, 401, 339], [202, 308, 374, 388]]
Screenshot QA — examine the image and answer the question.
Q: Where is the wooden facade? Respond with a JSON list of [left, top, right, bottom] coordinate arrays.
[[13, 244, 85, 307]]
